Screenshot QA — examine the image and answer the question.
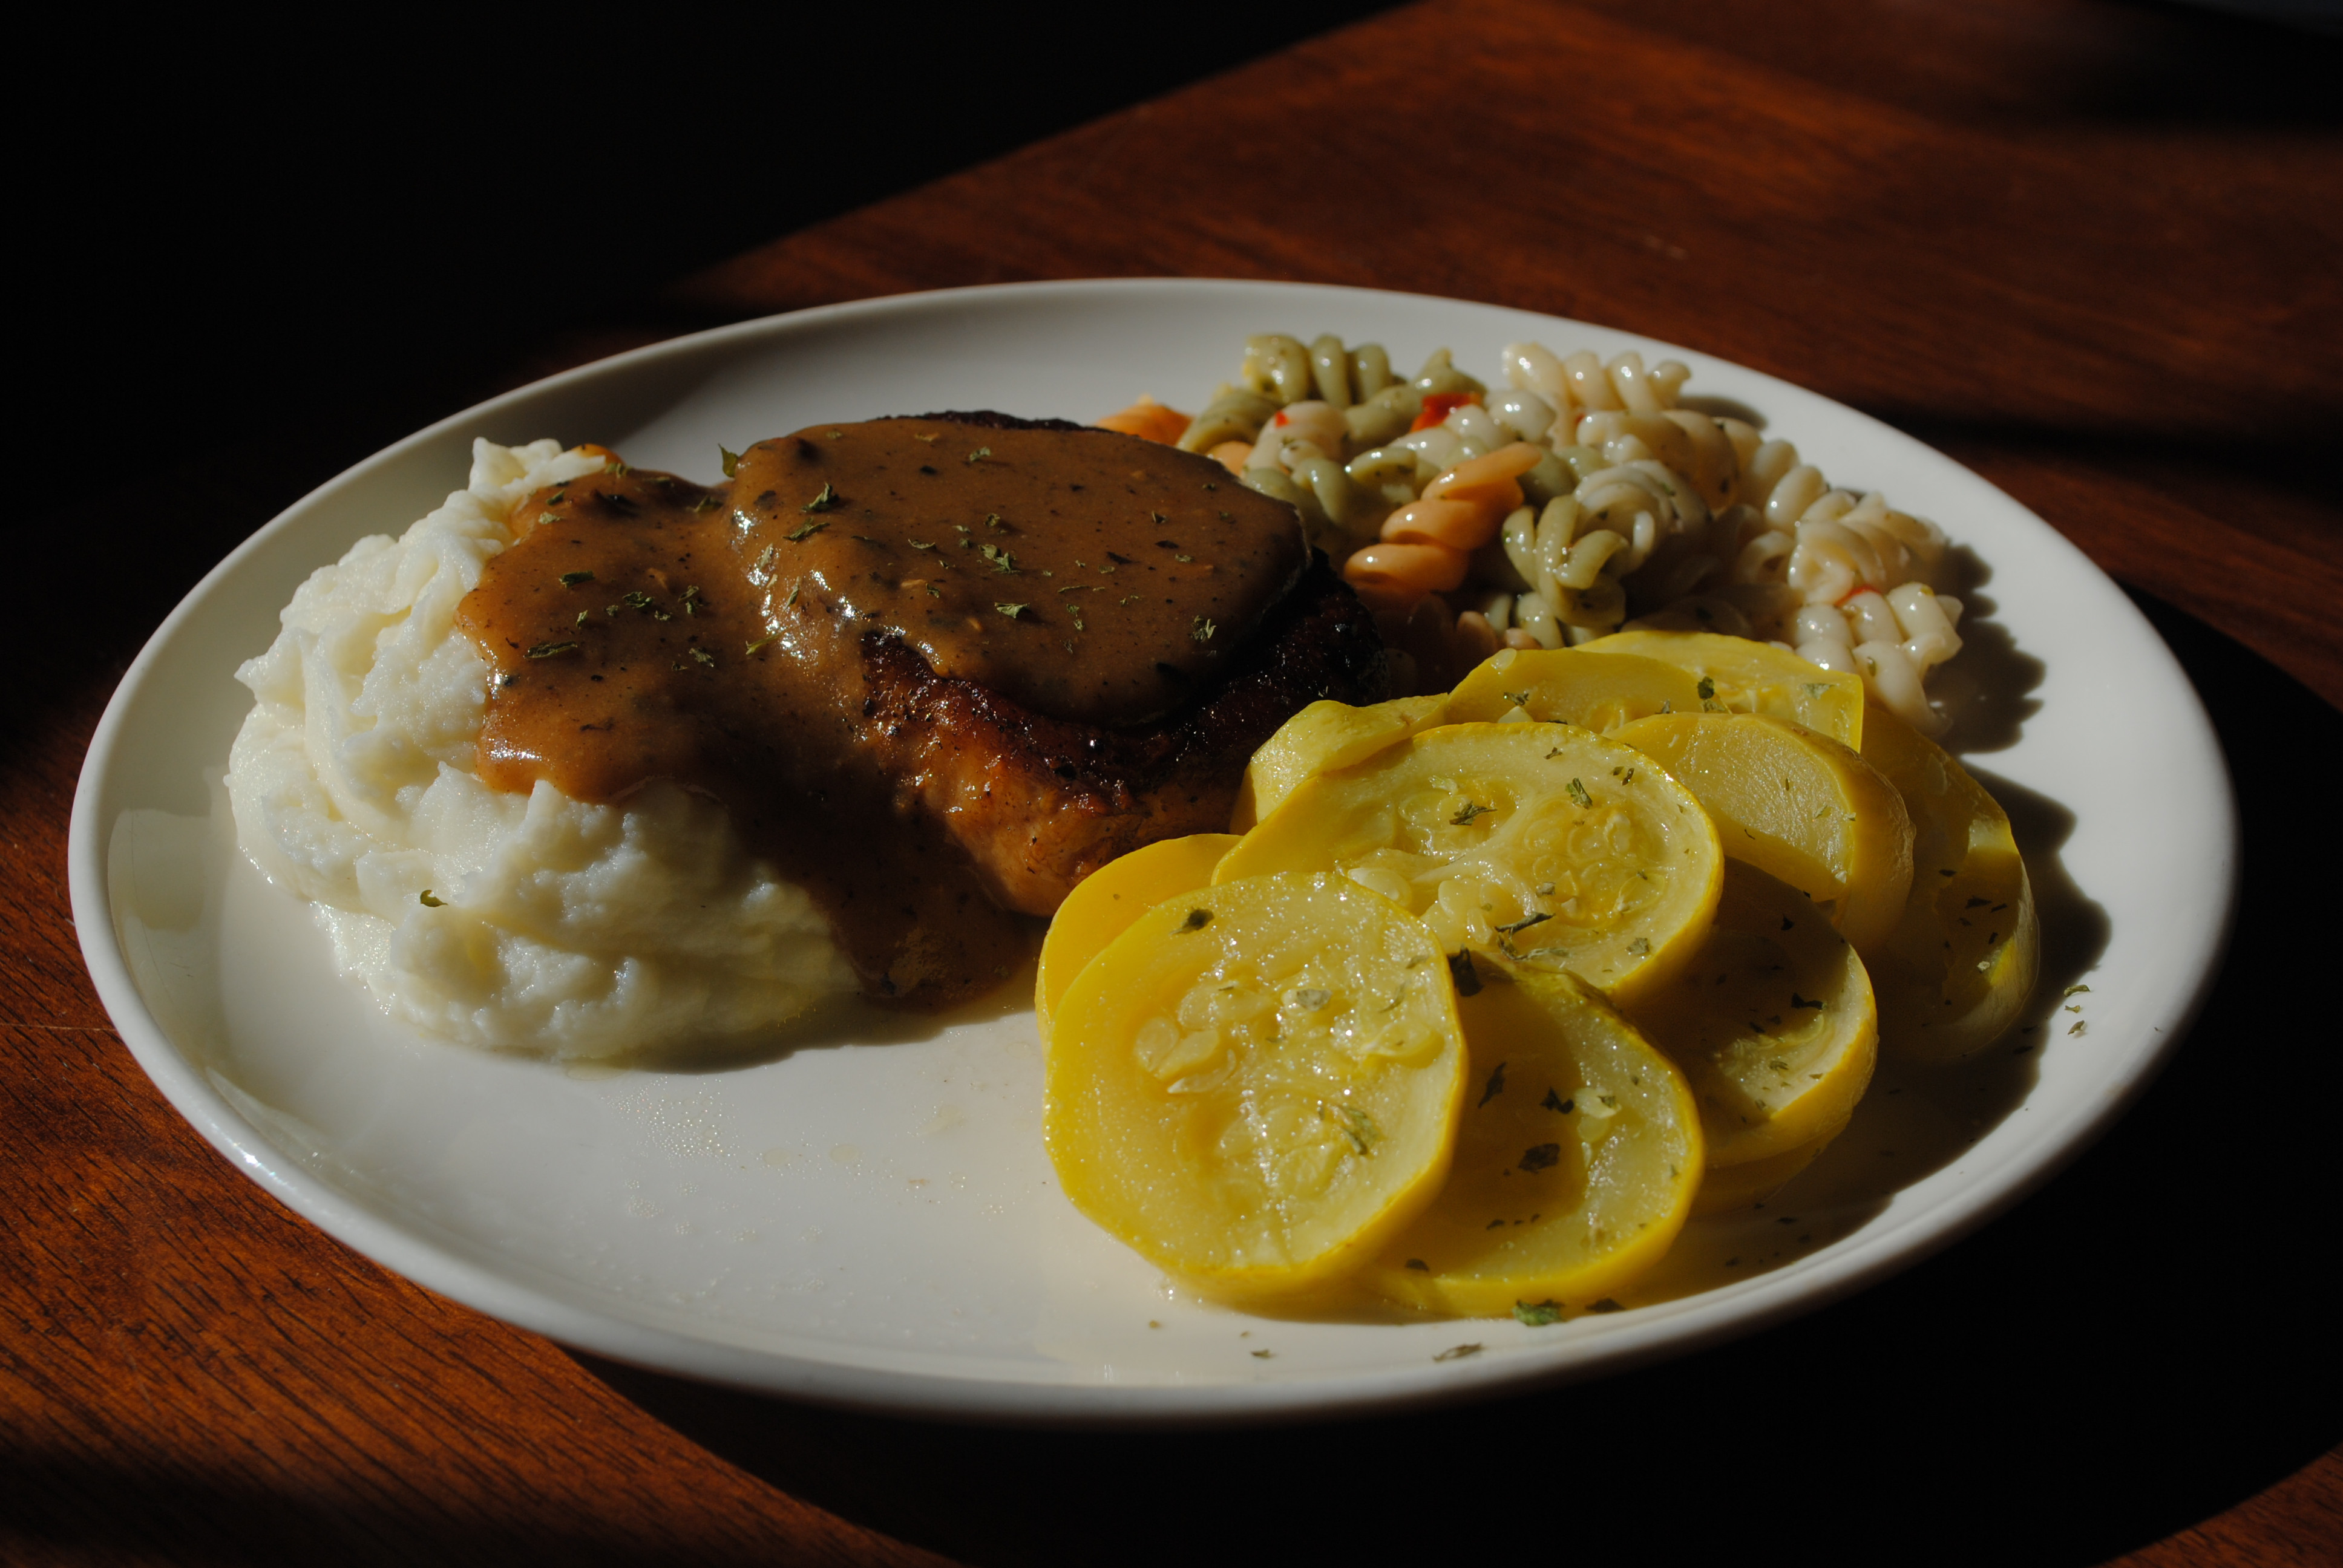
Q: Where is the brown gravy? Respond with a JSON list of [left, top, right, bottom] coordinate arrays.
[[455, 417, 1312, 1008]]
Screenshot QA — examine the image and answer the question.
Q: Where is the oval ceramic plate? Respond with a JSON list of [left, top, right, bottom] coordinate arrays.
[[69, 279, 2235, 1424]]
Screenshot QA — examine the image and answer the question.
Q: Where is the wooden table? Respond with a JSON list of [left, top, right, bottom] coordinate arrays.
[[8, 1, 2339, 1561]]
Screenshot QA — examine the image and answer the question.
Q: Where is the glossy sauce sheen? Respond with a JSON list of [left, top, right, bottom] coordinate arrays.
[[456, 419, 1312, 1008]]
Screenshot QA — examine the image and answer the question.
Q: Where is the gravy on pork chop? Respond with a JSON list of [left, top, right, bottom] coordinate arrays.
[[457, 414, 1387, 1008]]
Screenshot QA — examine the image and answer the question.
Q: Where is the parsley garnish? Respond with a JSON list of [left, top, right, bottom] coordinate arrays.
[[1518, 1143, 1561, 1173], [994, 602, 1027, 619], [525, 640, 578, 659], [1696, 676, 1717, 700], [719, 445, 741, 478], [803, 483, 839, 513], [1192, 616, 1217, 642], [1513, 1300, 1564, 1327], [1566, 778, 1593, 809], [787, 521, 828, 542], [1434, 1344, 1483, 1362], [1495, 912, 1549, 935], [980, 543, 1018, 573], [1177, 908, 1213, 932], [1450, 801, 1493, 825], [1323, 1102, 1382, 1154], [1447, 950, 1483, 996], [966, 446, 991, 464], [418, 890, 445, 907], [559, 570, 595, 587], [690, 647, 715, 667]]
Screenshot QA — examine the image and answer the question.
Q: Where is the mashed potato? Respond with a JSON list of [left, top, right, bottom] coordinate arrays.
[[228, 438, 855, 1059]]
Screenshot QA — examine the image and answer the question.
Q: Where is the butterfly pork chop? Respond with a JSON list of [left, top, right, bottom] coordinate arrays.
[[460, 413, 1387, 1009]]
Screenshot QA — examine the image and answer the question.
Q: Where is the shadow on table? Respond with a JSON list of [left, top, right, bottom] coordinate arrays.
[[579, 589, 2337, 1568]]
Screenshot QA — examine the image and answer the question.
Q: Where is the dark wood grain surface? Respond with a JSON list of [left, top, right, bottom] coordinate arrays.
[[7, 1, 2339, 1563]]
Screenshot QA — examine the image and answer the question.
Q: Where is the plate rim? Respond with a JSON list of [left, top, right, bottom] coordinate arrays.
[[68, 276, 2241, 1426]]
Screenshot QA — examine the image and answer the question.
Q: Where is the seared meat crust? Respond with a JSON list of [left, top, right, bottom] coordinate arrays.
[[860, 556, 1388, 915]]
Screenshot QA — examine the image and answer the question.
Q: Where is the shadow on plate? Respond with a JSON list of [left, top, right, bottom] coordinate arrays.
[[1928, 547, 2043, 756], [595, 945, 1046, 1076]]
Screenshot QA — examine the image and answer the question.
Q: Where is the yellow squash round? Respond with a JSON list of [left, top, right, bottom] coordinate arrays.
[[1043, 872, 1468, 1299], [1612, 712, 1913, 956], [1035, 834, 1240, 1044], [1214, 722, 1723, 1009], [1628, 861, 1878, 1167], [1363, 969, 1702, 1316]]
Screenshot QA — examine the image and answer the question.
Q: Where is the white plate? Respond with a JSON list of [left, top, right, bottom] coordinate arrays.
[[70, 279, 2235, 1424]]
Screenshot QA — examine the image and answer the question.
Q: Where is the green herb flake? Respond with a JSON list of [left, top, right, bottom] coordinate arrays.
[[719, 445, 741, 478], [908, 540, 937, 551], [744, 635, 776, 655], [1627, 936, 1651, 956], [1696, 676, 1717, 700], [559, 570, 595, 587], [1448, 950, 1483, 996], [1566, 778, 1593, 809], [2063, 983, 2091, 996], [418, 890, 446, 907], [1322, 1102, 1382, 1155], [1434, 1344, 1483, 1362], [966, 446, 992, 465], [803, 482, 839, 514], [787, 520, 829, 542], [525, 640, 579, 659], [1192, 616, 1217, 642], [690, 647, 716, 667], [1250, 1348, 1274, 1360], [995, 602, 1028, 619], [1518, 1143, 1561, 1173], [1450, 801, 1493, 825], [1178, 908, 1213, 933], [1495, 912, 1549, 935], [1513, 1300, 1564, 1327], [980, 543, 1018, 573]]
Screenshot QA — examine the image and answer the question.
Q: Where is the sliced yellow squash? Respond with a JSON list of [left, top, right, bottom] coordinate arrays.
[[1043, 872, 1467, 1299], [1232, 695, 1450, 831], [1035, 834, 1240, 1045], [1363, 967, 1702, 1316], [1860, 705, 2041, 1061], [1446, 645, 1704, 731], [1214, 722, 1723, 1009], [1579, 629, 1866, 749], [1628, 861, 1877, 1167], [1612, 713, 1913, 956], [1689, 1120, 1846, 1216]]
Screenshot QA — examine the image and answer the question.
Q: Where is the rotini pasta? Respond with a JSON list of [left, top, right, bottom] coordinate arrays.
[[1153, 333, 1971, 731]]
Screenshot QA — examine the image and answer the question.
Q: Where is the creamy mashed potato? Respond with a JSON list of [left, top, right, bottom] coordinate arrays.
[[228, 438, 855, 1059]]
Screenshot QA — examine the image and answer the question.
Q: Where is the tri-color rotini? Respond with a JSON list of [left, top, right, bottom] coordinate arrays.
[[1107, 334, 1966, 733]]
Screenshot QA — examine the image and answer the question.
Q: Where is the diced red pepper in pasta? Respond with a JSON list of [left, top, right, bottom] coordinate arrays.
[[1409, 393, 1481, 432]]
